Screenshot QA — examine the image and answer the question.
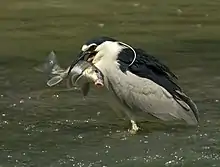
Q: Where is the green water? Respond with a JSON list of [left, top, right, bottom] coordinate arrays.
[[1, 0, 220, 166]]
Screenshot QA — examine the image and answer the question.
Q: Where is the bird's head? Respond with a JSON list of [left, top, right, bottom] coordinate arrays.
[[80, 36, 119, 64], [68, 36, 135, 75]]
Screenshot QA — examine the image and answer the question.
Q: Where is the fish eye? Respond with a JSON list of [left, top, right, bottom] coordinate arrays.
[[94, 69, 99, 73]]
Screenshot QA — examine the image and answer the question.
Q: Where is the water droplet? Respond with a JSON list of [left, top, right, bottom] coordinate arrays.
[[3, 121, 8, 124], [165, 160, 172, 165], [196, 24, 202, 28], [133, 3, 140, 7], [144, 140, 148, 144], [53, 94, 59, 98], [177, 9, 183, 15], [98, 23, 104, 28], [105, 145, 111, 149], [12, 103, 17, 107], [121, 137, 127, 141], [78, 134, 83, 139]]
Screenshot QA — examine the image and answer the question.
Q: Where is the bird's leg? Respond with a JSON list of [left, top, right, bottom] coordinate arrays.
[[121, 109, 140, 134], [128, 120, 140, 134]]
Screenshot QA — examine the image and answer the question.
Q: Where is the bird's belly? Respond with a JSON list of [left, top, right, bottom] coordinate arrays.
[[102, 86, 128, 119], [106, 82, 166, 122]]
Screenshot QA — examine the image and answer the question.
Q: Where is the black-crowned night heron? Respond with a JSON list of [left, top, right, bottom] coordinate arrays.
[[69, 36, 199, 133]]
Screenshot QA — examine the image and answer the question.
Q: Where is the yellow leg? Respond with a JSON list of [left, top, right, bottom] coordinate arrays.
[[128, 120, 139, 134]]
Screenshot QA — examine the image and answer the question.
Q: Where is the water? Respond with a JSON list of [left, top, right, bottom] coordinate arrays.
[[1, 0, 220, 166]]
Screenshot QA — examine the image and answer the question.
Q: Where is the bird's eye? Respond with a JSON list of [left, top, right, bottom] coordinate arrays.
[[88, 45, 97, 51]]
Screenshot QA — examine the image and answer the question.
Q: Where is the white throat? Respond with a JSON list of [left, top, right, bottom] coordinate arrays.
[[92, 41, 125, 88]]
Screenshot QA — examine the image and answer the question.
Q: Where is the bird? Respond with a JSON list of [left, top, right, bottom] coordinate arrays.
[[68, 36, 199, 134]]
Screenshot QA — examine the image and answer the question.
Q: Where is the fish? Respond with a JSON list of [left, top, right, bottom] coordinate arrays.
[[35, 51, 104, 96]]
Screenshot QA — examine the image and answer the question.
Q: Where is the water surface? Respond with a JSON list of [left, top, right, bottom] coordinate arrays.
[[1, 0, 220, 166]]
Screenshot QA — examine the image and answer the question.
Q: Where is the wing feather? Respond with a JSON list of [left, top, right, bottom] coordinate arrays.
[[117, 48, 199, 121]]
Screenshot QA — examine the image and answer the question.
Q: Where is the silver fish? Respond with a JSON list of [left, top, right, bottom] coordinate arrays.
[[35, 51, 104, 96]]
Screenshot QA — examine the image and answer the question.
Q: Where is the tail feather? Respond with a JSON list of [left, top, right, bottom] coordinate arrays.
[[175, 90, 199, 122]]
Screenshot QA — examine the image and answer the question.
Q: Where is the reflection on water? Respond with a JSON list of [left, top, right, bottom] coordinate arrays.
[[1, 0, 220, 166]]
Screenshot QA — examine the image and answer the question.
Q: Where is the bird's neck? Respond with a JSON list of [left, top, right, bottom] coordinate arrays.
[[95, 62, 126, 90]]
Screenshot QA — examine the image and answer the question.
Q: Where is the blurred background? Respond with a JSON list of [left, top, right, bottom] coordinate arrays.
[[0, 0, 220, 166]]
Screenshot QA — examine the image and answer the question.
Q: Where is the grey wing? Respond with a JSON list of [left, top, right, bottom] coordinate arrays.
[[175, 90, 199, 122], [109, 79, 198, 124], [108, 80, 164, 122]]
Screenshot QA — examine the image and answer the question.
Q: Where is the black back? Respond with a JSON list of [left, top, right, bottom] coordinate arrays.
[[117, 48, 181, 96], [117, 47, 199, 121]]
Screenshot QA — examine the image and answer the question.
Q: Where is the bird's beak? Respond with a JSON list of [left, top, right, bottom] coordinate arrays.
[[68, 51, 85, 75], [68, 50, 97, 75]]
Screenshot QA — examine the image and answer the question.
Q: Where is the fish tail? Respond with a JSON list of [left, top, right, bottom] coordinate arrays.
[[34, 51, 63, 75]]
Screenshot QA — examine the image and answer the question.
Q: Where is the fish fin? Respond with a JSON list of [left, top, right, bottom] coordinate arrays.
[[81, 83, 90, 96], [66, 77, 72, 88], [74, 75, 90, 96], [47, 75, 63, 87]]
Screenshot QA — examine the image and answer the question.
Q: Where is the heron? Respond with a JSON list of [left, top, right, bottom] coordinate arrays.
[[68, 36, 199, 133]]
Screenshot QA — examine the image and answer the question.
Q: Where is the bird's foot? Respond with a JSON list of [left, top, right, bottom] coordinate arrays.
[[128, 120, 139, 134]]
